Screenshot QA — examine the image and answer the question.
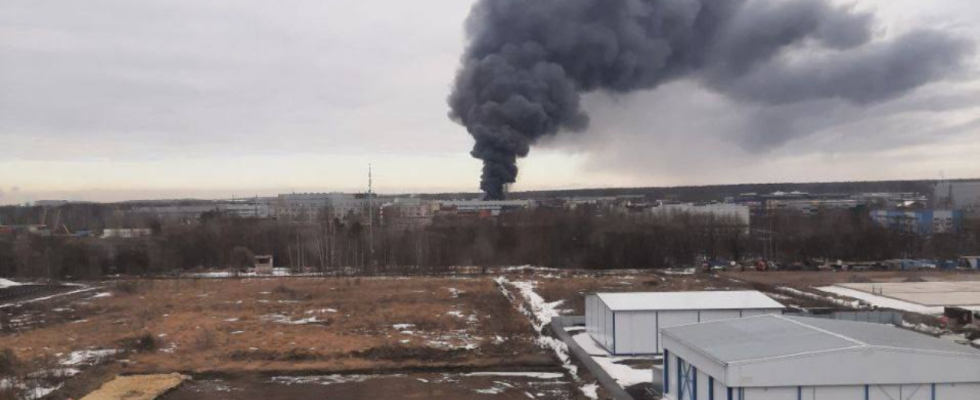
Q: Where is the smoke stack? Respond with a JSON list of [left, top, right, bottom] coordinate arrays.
[[449, 0, 971, 200]]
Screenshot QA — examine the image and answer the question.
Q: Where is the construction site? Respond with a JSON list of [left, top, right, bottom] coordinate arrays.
[[1, 267, 978, 400]]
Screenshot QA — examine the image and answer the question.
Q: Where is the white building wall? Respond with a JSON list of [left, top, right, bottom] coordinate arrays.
[[665, 335, 980, 400], [655, 311, 700, 354], [664, 352, 730, 400], [669, 376, 980, 400], [615, 312, 660, 354], [585, 295, 615, 353], [730, 348, 980, 387], [588, 307, 783, 355], [699, 310, 743, 322], [937, 383, 980, 399]]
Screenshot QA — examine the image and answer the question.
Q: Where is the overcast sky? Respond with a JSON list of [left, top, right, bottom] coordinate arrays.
[[1, 0, 978, 204]]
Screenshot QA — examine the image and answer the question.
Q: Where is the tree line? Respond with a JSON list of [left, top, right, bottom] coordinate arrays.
[[1, 204, 978, 279]]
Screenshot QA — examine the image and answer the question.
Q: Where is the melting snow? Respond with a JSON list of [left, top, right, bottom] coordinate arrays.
[[465, 372, 565, 379], [571, 331, 658, 387], [271, 375, 379, 386], [0, 278, 23, 288], [496, 276, 602, 399], [580, 383, 599, 400], [61, 349, 120, 366], [816, 286, 947, 315], [262, 314, 320, 325]]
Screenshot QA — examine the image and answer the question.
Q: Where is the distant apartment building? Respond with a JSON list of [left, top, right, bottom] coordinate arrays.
[[439, 200, 534, 217], [382, 198, 440, 229], [131, 199, 274, 220], [735, 191, 926, 216], [870, 209, 963, 235], [649, 202, 751, 225], [275, 193, 372, 221]]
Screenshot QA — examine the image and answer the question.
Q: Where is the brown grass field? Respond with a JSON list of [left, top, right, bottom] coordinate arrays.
[[3, 269, 977, 399]]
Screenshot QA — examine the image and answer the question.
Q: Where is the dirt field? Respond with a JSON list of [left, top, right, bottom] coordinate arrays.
[[0, 277, 554, 399], [4, 268, 973, 399], [163, 372, 578, 400]]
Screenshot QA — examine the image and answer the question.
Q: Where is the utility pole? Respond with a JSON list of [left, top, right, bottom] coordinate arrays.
[[368, 164, 374, 266]]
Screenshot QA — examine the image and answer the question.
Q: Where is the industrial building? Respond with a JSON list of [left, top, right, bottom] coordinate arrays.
[[585, 291, 784, 355], [869, 209, 963, 235], [440, 200, 533, 216], [661, 315, 980, 400]]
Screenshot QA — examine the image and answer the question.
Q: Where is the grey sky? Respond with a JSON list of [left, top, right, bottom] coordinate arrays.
[[1, 0, 978, 204]]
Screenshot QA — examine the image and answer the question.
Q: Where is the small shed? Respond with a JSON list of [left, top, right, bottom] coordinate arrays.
[[585, 291, 784, 355], [661, 315, 980, 400], [254, 255, 274, 274]]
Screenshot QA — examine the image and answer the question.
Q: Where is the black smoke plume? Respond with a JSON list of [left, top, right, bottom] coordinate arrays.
[[448, 0, 971, 200]]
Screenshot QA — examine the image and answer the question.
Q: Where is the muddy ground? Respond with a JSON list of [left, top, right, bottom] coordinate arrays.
[[163, 372, 578, 400]]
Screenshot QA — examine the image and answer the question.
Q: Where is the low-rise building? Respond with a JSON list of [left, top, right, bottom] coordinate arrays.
[[870, 209, 963, 235], [275, 193, 372, 221], [586, 291, 784, 355], [383, 198, 439, 229], [439, 200, 533, 217], [254, 255, 274, 274], [649, 202, 751, 226], [661, 315, 980, 400]]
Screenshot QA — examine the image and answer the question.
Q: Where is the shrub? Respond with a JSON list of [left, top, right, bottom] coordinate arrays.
[[0, 348, 18, 376], [121, 333, 159, 353], [194, 329, 216, 350]]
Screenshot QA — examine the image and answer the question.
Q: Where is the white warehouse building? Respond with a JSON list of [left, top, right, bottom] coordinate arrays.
[[585, 291, 784, 355], [661, 315, 980, 400]]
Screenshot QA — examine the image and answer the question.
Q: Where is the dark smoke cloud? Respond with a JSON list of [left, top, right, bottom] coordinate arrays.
[[448, 0, 972, 199]]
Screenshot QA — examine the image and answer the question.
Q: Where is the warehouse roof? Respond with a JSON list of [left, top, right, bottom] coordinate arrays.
[[596, 290, 784, 312], [661, 314, 980, 365]]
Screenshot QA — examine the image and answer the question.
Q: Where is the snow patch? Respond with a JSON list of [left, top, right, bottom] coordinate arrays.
[[262, 314, 320, 325], [816, 286, 945, 315], [61, 349, 120, 366], [466, 372, 565, 379], [271, 375, 376, 386], [0, 278, 23, 288], [781, 286, 865, 309], [580, 383, 599, 400]]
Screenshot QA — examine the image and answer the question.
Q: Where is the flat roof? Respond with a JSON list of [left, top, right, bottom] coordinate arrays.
[[661, 314, 980, 365], [595, 291, 784, 312]]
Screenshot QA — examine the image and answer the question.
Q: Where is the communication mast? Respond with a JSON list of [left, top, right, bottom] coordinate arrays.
[[368, 164, 374, 265]]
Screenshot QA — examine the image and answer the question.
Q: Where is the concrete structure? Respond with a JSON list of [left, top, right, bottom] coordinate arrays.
[[132, 199, 274, 220], [585, 291, 784, 355], [649, 203, 751, 226], [102, 228, 153, 239], [661, 315, 980, 400], [275, 193, 371, 221], [254, 255, 274, 274], [440, 200, 533, 216], [383, 198, 439, 229], [870, 209, 963, 235]]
